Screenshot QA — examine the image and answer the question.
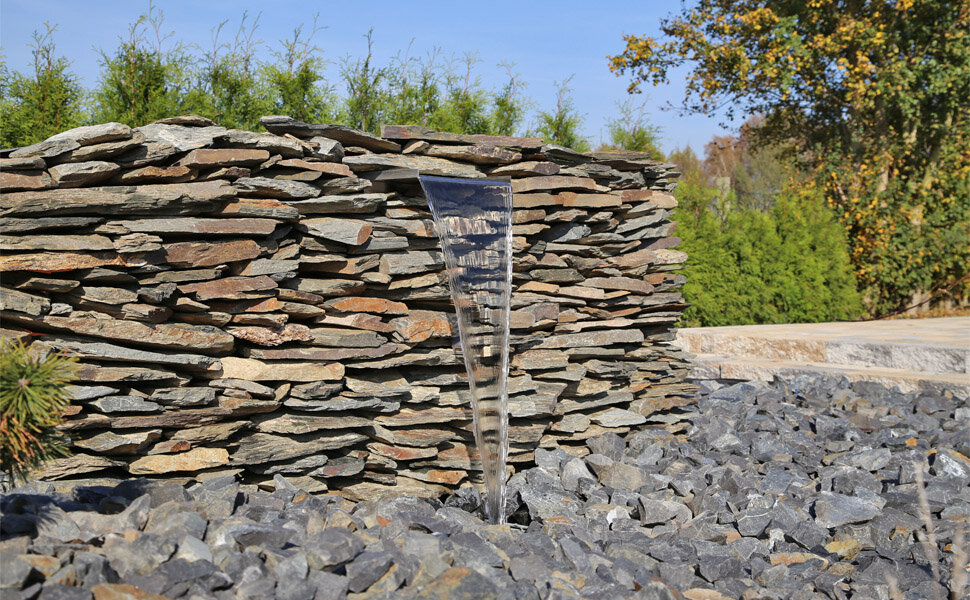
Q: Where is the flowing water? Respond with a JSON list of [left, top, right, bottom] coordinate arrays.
[[419, 175, 513, 524]]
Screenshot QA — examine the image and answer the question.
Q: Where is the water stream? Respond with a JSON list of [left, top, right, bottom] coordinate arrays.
[[419, 175, 513, 524]]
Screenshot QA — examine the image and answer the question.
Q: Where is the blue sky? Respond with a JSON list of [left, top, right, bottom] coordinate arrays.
[[0, 0, 736, 155]]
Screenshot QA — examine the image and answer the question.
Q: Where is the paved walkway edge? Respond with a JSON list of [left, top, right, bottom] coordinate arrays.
[[674, 317, 970, 395]]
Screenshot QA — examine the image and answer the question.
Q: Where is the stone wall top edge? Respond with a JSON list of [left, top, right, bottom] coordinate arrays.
[[1, 115, 678, 173]]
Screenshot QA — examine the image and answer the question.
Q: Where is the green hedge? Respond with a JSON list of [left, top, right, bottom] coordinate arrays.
[[675, 181, 862, 327]]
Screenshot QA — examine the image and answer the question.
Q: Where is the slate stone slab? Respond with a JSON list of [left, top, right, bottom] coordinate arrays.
[[814, 492, 883, 528]]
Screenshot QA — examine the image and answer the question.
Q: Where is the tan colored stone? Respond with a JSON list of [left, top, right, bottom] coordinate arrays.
[[512, 223, 549, 236], [517, 281, 560, 294], [35, 311, 235, 353], [215, 198, 300, 220], [163, 240, 261, 267], [0, 180, 236, 217], [303, 218, 372, 245], [366, 442, 437, 461], [512, 208, 547, 224], [116, 164, 193, 184], [343, 153, 483, 178], [33, 454, 125, 479], [244, 343, 405, 361], [113, 233, 162, 253], [221, 356, 344, 382], [630, 393, 697, 416], [560, 192, 623, 208], [128, 447, 229, 474], [511, 349, 569, 371], [49, 161, 120, 187], [512, 193, 562, 208], [278, 288, 325, 304], [769, 552, 829, 569], [315, 313, 397, 333], [491, 161, 559, 177], [825, 537, 863, 559], [340, 477, 449, 502], [148, 440, 192, 454], [179, 148, 270, 168], [257, 414, 371, 434], [326, 296, 409, 315], [228, 323, 313, 346], [275, 159, 354, 177], [0, 251, 125, 272], [511, 176, 601, 194], [17, 554, 60, 577], [386, 272, 446, 290], [0, 170, 52, 191], [399, 469, 466, 485], [608, 248, 688, 268], [374, 406, 470, 427], [389, 310, 452, 342], [402, 140, 429, 154], [301, 255, 379, 275], [111, 217, 279, 236], [372, 424, 456, 447], [581, 276, 654, 294], [682, 589, 733, 600], [207, 297, 283, 314], [620, 189, 678, 207], [180, 276, 277, 301], [171, 421, 248, 443], [425, 144, 521, 165]]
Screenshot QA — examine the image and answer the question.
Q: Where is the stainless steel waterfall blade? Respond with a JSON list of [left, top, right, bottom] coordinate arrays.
[[419, 174, 513, 524]]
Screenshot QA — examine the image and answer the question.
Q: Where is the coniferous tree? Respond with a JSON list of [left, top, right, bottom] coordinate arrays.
[[92, 1, 191, 126], [184, 12, 270, 130], [0, 24, 85, 147], [263, 15, 335, 123], [601, 98, 663, 158], [535, 76, 589, 151], [341, 29, 389, 134], [491, 62, 528, 136], [434, 54, 492, 135], [385, 48, 443, 128]]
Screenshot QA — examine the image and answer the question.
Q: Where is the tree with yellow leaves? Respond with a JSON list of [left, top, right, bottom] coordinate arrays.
[[611, 0, 969, 314]]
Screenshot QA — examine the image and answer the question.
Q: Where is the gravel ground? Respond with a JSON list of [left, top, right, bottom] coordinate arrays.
[[1, 374, 968, 600]]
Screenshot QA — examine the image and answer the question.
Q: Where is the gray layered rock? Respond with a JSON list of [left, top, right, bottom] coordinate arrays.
[[0, 117, 692, 504]]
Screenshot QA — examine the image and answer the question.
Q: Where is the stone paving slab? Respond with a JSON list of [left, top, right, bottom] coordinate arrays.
[[675, 317, 970, 393]]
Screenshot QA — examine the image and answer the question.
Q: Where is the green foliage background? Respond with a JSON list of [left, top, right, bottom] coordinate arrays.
[[0, 7, 579, 147], [671, 146, 862, 327], [610, 0, 970, 316]]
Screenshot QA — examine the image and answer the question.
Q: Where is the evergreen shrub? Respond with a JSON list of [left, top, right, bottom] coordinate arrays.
[[0, 340, 77, 486], [675, 182, 862, 327]]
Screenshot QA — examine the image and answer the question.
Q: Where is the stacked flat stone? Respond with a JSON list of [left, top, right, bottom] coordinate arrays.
[[0, 115, 694, 498]]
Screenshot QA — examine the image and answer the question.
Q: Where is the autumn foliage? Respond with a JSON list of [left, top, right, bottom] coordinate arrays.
[[610, 0, 970, 314]]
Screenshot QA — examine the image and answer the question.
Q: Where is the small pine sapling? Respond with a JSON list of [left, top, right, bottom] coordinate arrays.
[[0, 340, 78, 487]]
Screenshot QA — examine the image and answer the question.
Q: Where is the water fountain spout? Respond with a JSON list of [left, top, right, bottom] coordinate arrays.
[[419, 175, 513, 524]]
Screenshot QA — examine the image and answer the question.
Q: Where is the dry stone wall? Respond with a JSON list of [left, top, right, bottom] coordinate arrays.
[[0, 115, 695, 499]]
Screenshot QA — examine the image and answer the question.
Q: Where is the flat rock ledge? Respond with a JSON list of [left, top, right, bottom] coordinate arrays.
[[2, 375, 966, 600]]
